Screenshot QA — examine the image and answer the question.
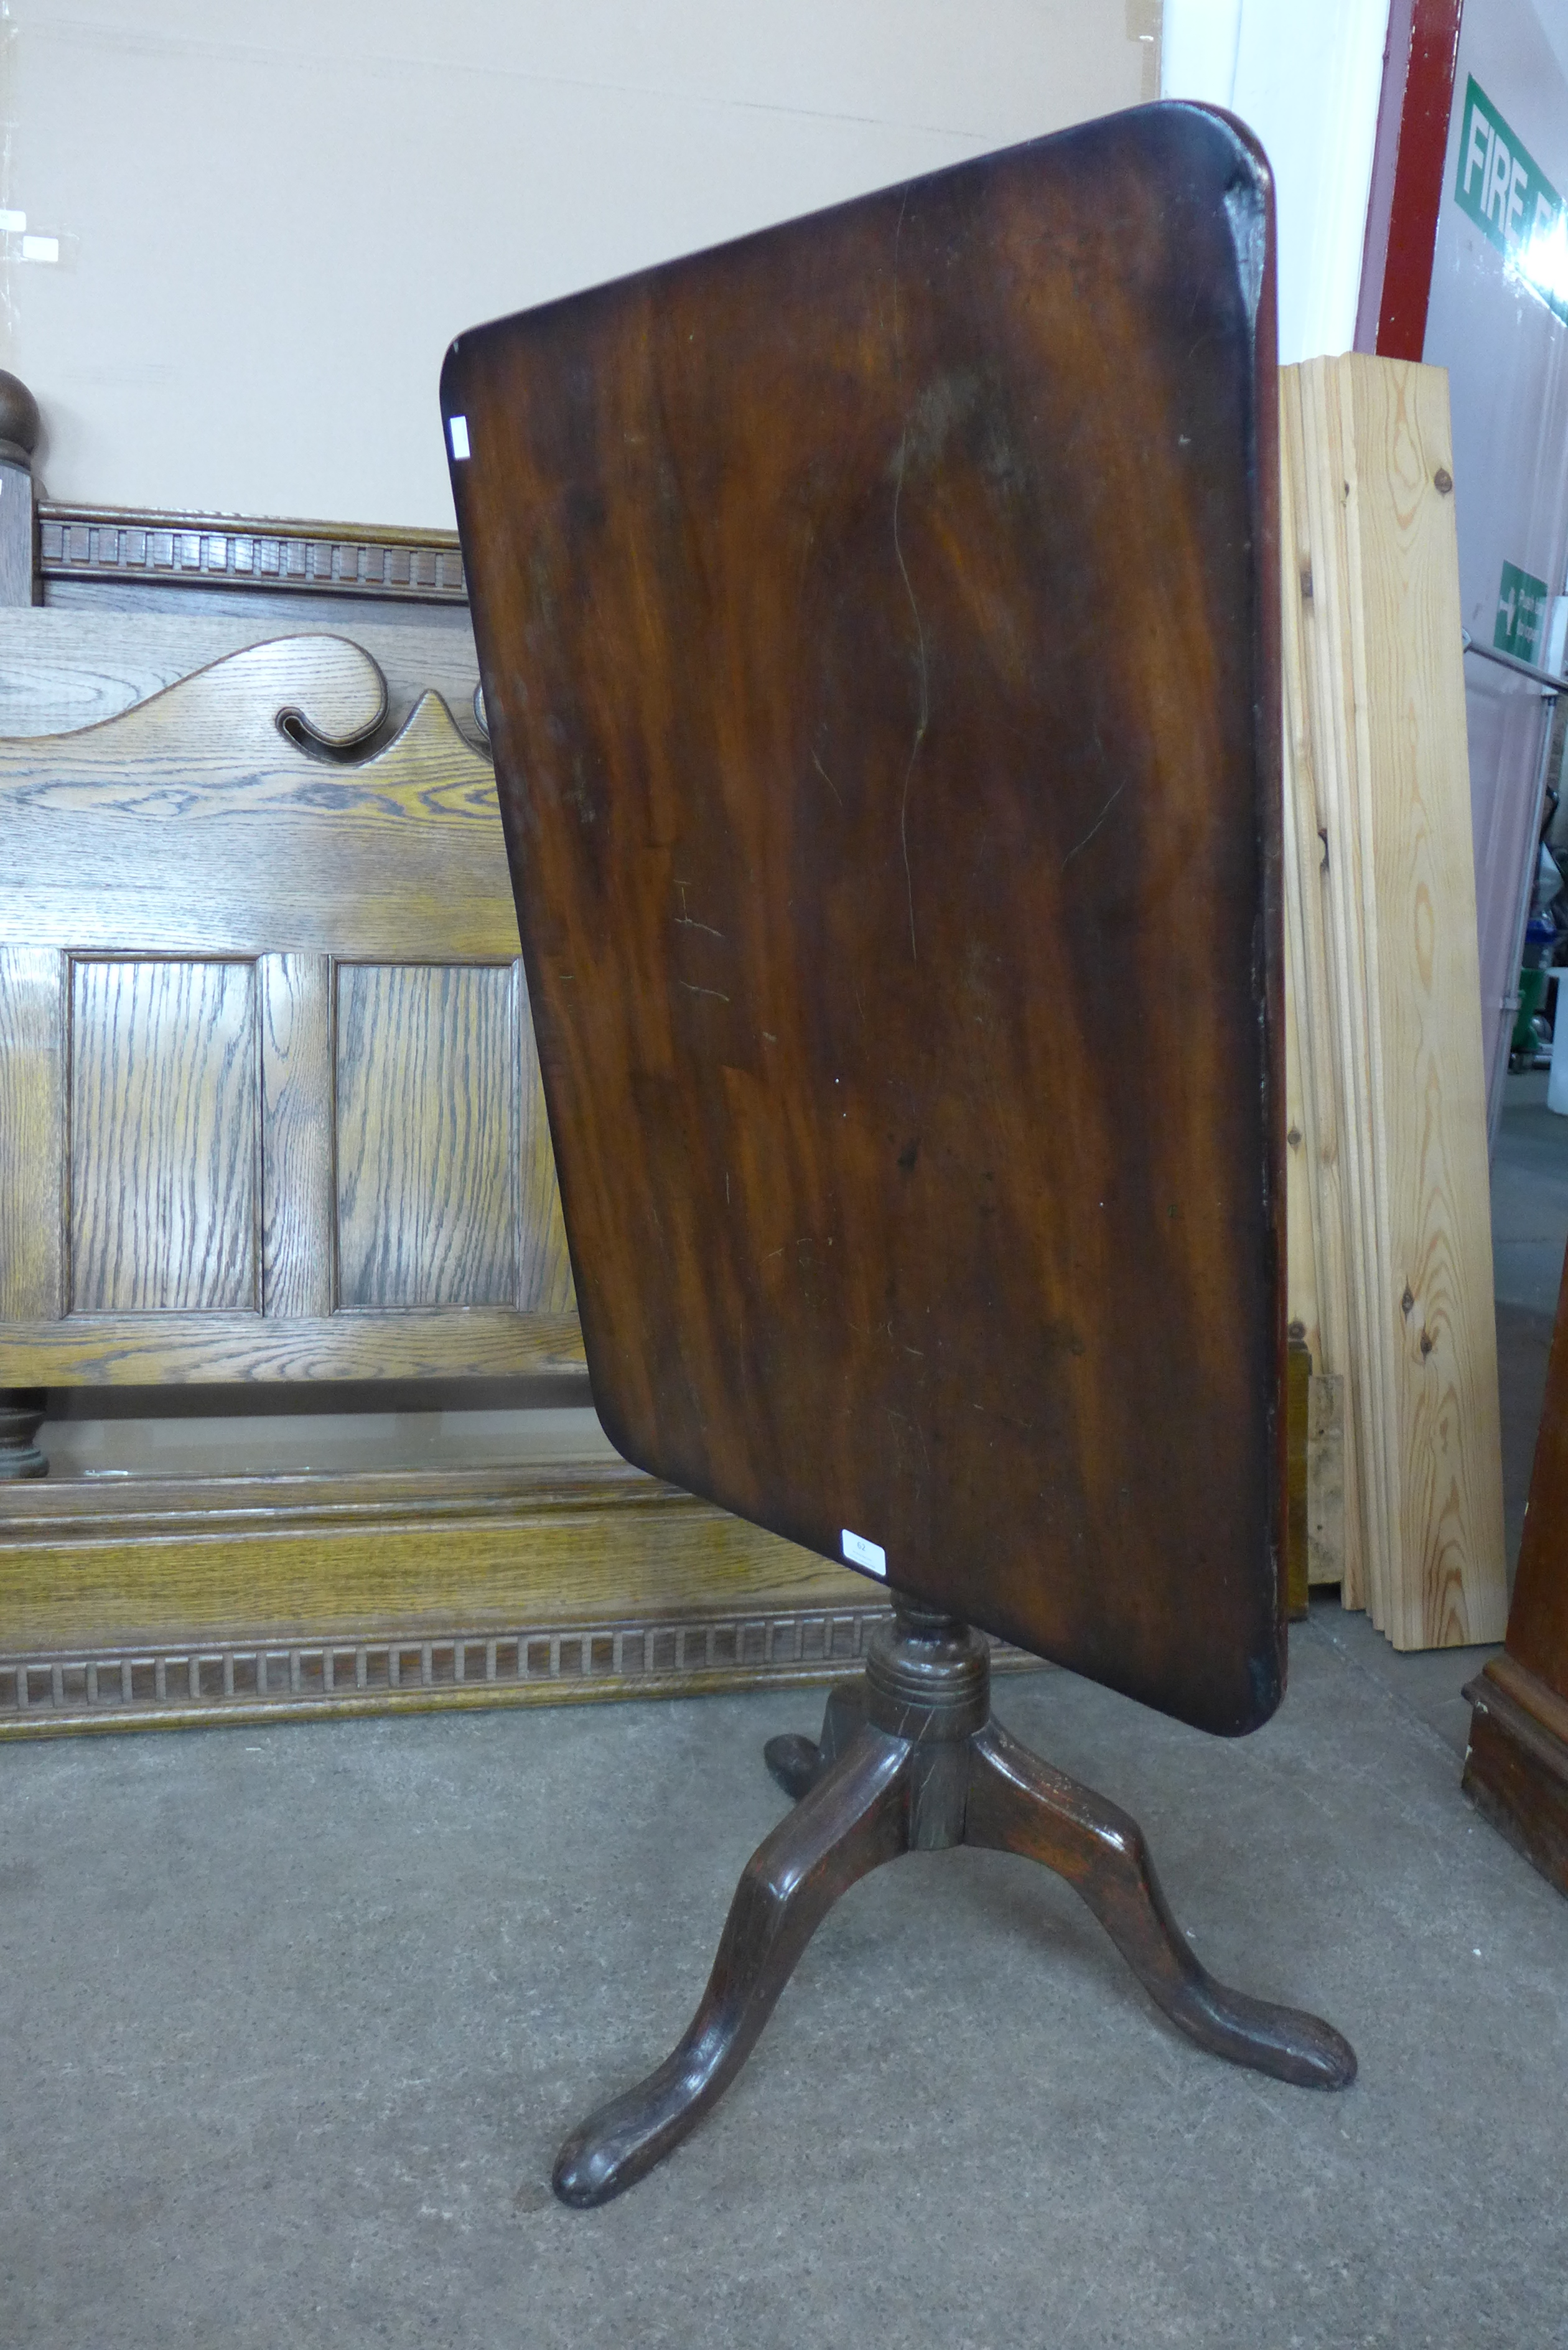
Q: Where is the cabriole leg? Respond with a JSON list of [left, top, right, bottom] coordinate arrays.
[[762, 1677, 867, 1799], [964, 1716, 1355, 2090], [553, 1721, 910, 2206]]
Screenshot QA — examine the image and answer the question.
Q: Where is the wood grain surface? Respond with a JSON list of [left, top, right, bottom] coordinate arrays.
[[0, 633, 576, 1384], [337, 962, 518, 1308], [0, 464, 34, 611], [0, 1308, 584, 1386], [259, 952, 334, 1318], [0, 607, 481, 741], [37, 506, 469, 610], [1342, 357, 1504, 1647], [69, 958, 259, 1313], [1281, 357, 1504, 1649], [1278, 396, 1364, 1606], [0, 611, 827, 1737], [0, 945, 65, 1322], [1282, 912, 1320, 1375], [0, 1449, 897, 1738], [1289, 363, 1395, 1631], [0, 1452, 846, 1649], [0, 638, 515, 958], [1308, 1372, 1346, 1586], [447, 105, 1285, 1733]]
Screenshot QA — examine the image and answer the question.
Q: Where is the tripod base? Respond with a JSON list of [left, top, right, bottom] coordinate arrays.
[[553, 1600, 1355, 2207]]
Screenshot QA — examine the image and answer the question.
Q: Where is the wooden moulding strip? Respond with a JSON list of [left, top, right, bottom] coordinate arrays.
[[1284, 363, 1388, 1619], [0, 1462, 1042, 1737], [1483, 1650, 1568, 1753], [1278, 399, 1318, 1377], [0, 1308, 587, 1386], [1307, 1371, 1347, 1585], [1301, 358, 1408, 1632], [1277, 373, 1366, 1609], [1304, 354, 1402, 1636], [0, 1460, 851, 1650], [1282, 822, 1321, 1368], [0, 1611, 894, 1739], [36, 505, 470, 605], [0, 1622, 1042, 1741], [1338, 355, 1506, 1646], [1462, 1664, 1568, 1898]]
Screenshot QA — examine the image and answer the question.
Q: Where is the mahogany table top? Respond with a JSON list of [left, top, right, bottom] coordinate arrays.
[[445, 101, 1284, 1734]]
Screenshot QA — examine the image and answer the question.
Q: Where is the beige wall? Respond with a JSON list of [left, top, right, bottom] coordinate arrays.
[[0, 1, 1157, 529]]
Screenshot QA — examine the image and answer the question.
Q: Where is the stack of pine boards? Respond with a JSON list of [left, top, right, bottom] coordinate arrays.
[[1280, 355, 1507, 1650]]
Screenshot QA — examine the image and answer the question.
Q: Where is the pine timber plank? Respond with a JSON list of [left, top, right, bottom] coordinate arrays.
[[1338, 355, 1505, 1646], [1302, 353, 1401, 1635], [1283, 901, 1320, 1369], [1279, 355, 1506, 1644], [1307, 1372, 1346, 1586], [1285, 365, 1388, 1619], [1277, 376, 1366, 1609]]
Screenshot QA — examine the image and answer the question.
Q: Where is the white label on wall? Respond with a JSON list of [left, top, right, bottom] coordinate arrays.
[[841, 1527, 886, 1578], [448, 414, 470, 461], [0, 210, 25, 233], [21, 234, 58, 264]]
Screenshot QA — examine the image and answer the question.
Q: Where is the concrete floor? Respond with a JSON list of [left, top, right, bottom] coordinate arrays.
[[3, 1618, 1564, 2350], [2, 1077, 1566, 2348]]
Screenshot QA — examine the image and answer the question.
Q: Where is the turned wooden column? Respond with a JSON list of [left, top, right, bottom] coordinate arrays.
[[0, 1390, 48, 1480], [0, 369, 40, 607]]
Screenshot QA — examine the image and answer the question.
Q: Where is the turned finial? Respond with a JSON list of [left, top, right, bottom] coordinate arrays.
[[0, 370, 40, 470]]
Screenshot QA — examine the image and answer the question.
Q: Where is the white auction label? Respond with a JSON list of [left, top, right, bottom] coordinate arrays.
[[841, 1527, 886, 1578], [448, 414, 471, 460]]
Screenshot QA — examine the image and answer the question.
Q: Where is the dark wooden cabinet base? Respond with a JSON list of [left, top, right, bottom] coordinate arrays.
[[1463, 1238, 1568, 1898], [1463, 1655, 1568, 1897], [552, 1596, 1356, 2207]]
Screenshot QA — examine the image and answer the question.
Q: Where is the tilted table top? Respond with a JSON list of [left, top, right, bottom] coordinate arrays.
[[444, 100, 1284, 1736]]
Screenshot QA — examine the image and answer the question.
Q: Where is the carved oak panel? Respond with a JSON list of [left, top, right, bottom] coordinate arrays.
[[0, 635, 581, 1384], [69, 957, 259, 1314], [336, 962, 519, 1310]]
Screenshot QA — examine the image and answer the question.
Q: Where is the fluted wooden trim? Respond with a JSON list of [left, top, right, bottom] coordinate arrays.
[[1, 1608, 1038, 1738], [0, 1604, 892, 1736], [0, 1453, 1039, 1736], [37, 503, 468, 604]]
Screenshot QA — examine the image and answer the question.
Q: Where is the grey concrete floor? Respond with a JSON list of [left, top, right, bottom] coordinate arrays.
[[3, 1080, 1566, 2348], [2, 1615, 1566, 2350]]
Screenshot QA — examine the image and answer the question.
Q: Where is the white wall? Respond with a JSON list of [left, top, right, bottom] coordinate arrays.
[[1162, 0, 1389, 363], [0, 1, 1155, 528]]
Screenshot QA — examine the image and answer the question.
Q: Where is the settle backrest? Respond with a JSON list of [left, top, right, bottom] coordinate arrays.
[[0, 634, 581, 1390]]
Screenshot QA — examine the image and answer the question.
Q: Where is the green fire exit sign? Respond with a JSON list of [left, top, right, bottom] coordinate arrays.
[[1495, 559, 1549, 663], [1455, 75, 1568, 325]]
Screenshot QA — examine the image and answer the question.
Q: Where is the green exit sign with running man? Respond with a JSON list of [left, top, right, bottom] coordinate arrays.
[[1495, 559, 1549, 663], [1455, 75, 1568, 325]]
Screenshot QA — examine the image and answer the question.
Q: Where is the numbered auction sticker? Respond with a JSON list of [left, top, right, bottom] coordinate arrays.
[[841, 1528, 887, 1578]]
